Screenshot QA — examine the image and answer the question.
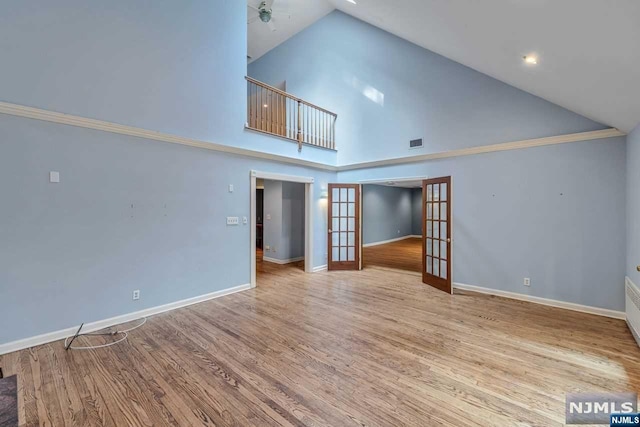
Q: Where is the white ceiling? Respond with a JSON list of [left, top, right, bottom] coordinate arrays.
[[247, 0, 334, 62], [249, 0, 640, 132]]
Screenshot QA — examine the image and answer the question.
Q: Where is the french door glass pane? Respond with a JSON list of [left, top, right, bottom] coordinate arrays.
[[340, 217, 347, 231], [333, 218, 339, 231], [427, 204, 432, 219], [440, 222, 447, 240], [426, 221, 432, 237], [433, 241, 439, 257], [348, 232, 355, 246], [348, 247, 355, 261], [441, 203, 447, 220], [440, 183, 447, 201], [340, 203, 347, 217], [348, 188, 355, 202], [340, 247, 347, 261], [332, 188, 339, 200], [427, 239, 433, 255], [440, 260, 447, 279], [440, 241, 447, 259], [340, 188, 347, 201], [348, 218, 355, 231], [433, 185, 440, 201], [434, 203, 440, 220], [434, 261, 439, 276], [340, 232, 347, 246], [332, 232, 339, 246], [433, 222, 439, 239], [348, 203, 355, 217], [332, 247, 339, 260], [427, 185, 433, 202], [426, 256, 432, 273]]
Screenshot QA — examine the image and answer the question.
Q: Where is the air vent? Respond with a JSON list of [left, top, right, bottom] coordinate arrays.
[[409, 138, 423, 149]]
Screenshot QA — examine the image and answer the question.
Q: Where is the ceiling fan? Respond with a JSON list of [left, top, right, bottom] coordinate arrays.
[[248, 0, 291, 32]]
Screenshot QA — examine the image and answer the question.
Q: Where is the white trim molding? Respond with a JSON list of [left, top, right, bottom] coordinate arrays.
[[0, 101, 625, 172], [0, 101, 337, 172], [340, 128, 626, 171], [263, 256, 305, 265], [250, 170, 314, 288], [453, 282, 625, 320], [0, 283, 251, 356], [312, 265, 328, 272], [363, 235, 421, 248]]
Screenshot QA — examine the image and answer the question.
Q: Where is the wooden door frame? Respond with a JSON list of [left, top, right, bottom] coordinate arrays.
[[422, 176, 452, 293], [250, 170, 314, 288], [328, 183, 362, 271]]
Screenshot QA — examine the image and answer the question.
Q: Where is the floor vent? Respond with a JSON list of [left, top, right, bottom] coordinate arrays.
[[625, 278, 640, 347]]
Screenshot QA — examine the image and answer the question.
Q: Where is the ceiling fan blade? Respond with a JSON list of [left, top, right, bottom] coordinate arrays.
[[247, 3, 260, 11], [267, 19, 277, 32], [247, 16, 259, 24], [264, 0, 275, 9]]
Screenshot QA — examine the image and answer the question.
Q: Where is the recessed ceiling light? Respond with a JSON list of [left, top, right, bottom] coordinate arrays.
[[523, 55, 538, 65], [263, 104, 269, 108]]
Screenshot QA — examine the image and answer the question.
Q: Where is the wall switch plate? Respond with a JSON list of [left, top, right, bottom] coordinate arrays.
[[524, 278, 531, 287], [50, 171, 60, 183], [265, 245, 270, 251], [133, 290, 140, 300], [242, 216, 248, 224], [266, 214, 271, 220], [227, 216, 239, 225], [228, 184, 234, 193]]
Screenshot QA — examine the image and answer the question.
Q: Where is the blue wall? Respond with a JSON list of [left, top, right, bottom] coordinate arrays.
[[248, 11, 607, 165], [0, 113, 335, 344], [0, 0, 336, 166], [412, 188, 423, 236], [263, 180, 305, 261], [340, 137, 627, 311], [628, 124, 640, 285], [362, 185, 413, 244]]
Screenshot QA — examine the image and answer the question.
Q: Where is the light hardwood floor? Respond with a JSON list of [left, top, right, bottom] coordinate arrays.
[[363, 237, 422, 273], [1, 264, 639, 426]]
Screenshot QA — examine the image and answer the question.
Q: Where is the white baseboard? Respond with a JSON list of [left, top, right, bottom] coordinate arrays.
[[453, 282, 625, 320], [363, 235, 421, 248], [0, 283, 251, 356], [263, 256, 304, 265], [312, 264, 328, 272]]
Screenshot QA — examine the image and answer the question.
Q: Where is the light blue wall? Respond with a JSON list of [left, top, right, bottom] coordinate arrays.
[[0, 113, 335, 344], [340, 137, 627, 311], [248, 11, 607, 165], [281, 182, 305, 260], [412, 188, 423, 236], [262, 181, 305, 261], [627, 124, 640, 285], [0, 0, 336, 166], [362, 185, 413, 244], [263, 180, 283, 259]]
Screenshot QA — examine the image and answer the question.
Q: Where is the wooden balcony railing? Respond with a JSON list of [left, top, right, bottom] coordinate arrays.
[[246, 76, 337, 151]]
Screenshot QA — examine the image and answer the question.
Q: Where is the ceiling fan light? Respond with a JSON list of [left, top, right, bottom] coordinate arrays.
[[259, 10, 272, 22]]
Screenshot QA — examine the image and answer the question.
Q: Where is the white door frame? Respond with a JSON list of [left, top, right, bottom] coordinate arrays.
[[250, 170, 314, 288]]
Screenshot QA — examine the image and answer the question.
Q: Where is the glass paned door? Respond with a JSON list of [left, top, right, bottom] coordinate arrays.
[[422, 177, 452, 293], [328, 184, 361, 270]]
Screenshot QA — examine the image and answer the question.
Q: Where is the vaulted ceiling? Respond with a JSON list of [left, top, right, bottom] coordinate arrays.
[[248, 0, 640, 132]]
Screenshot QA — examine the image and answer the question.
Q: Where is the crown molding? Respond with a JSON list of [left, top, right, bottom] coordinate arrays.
[[0, 101, 338, 172], [0, 101, 625, 172]]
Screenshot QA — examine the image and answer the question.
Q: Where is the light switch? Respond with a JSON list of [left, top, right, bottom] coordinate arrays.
[[242, 216, 248, 224], [49, 171, 60, 183], [226, 217, 239, 225], [266, 214, 271, 220], [228, 184, 234, 193]]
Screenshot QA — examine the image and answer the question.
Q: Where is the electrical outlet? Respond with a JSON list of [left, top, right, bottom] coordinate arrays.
[[226, 216, 239, 225], [524, 278, 531, 287], [265, 245, 270, 251], [133, 290, 140, 300]]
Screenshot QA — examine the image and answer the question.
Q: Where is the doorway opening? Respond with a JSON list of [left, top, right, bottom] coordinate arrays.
[[360, 180, 423, 274], [250, 171, 314, 288]]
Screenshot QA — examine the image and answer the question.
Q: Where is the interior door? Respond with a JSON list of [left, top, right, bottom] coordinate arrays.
[[328, 184, 361, 270], [422, 177, 452, 293]]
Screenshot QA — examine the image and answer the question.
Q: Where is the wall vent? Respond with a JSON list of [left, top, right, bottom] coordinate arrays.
[[625, 278, 640, 347], [409, 138, 423, 149]]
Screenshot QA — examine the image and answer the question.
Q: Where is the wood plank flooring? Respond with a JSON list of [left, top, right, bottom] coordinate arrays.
[[1, 264, 639, 426], [363, 237, 422, 273]]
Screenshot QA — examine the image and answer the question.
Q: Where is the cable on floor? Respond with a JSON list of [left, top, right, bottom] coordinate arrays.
[[64, 317, 147, 351]]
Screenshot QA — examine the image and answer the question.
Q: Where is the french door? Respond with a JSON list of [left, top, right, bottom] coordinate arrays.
[[328, 184, 361, 270], [422, 177, 452, 293]]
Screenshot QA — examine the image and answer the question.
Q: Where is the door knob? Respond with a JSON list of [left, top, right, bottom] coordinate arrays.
[[446, 238, 451, 243], [329, 229, 333, 233]]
